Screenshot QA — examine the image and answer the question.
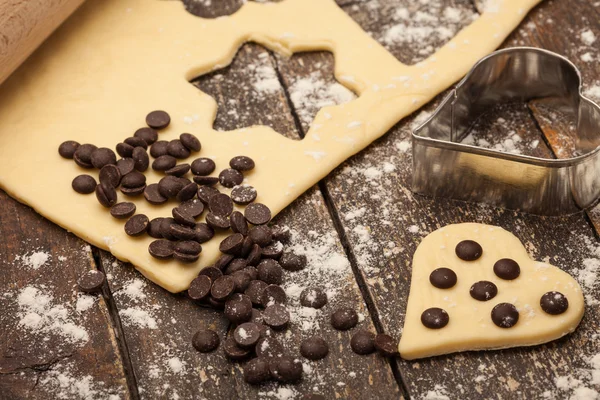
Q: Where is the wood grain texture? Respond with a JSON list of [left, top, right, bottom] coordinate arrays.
[[0, 190, 129, 399], [0, 0, 85, 85]]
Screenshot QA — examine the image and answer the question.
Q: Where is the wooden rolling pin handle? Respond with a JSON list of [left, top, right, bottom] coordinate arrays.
[[0, 0, 85, 86]]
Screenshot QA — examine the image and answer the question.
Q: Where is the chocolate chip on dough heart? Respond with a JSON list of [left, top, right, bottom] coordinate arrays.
[[399, 223, 585, 360]]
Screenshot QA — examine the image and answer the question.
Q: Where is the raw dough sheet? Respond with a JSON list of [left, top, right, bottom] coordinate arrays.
[[0, 0, 541, 292]]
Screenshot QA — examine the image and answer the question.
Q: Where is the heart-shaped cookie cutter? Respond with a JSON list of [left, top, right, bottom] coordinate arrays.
[[412, 47, 600, 216]]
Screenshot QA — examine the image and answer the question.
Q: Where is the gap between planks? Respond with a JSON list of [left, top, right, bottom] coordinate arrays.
[[91, 247, 141, 400]]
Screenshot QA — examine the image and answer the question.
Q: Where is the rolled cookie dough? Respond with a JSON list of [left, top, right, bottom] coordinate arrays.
[[0, 0, 542, 292], [399, 223, 584, 360]]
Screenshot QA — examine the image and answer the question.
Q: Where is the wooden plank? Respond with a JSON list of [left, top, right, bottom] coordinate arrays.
[[0, 190, 130, 399], [278, 0, 600, 398], [100, 16, 402, 398]]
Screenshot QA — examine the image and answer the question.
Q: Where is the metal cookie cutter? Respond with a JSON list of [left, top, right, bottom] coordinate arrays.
[[412, 47, 600, 216]]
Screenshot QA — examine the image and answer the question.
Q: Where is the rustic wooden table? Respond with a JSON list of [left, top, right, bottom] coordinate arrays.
[[2, 0, 600, 399]]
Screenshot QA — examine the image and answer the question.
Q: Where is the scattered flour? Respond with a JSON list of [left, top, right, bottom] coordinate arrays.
[[288, 71, 355, 127], [585, 84, 600, 102], [76, 293, 96, 313], [119, 307, 158, 329], [421, 384, 450, 400], [16, 285, 89, 344], [581, 29, 597, 46], [15, 250, 51, 270]]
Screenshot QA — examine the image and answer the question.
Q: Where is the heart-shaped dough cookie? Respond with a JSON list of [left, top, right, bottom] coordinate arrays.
[[399, 223, 584, 360]]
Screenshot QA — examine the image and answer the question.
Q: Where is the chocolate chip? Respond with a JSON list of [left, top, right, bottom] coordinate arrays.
[[110, 202, 136, 219], [149, 239, 175, 259], [245, 280, 268, 306], [95, 182, 117, 207], [176, 182, 198, 202], [188, 275, 212, 301], [257, 259, 283, 285], [146, 110, 171, 130], [150, 140, 169, 158], [218, 168, 244, 188], [158, 176, 185, 198], [194, 223, 214, 243], [130, 148, 148, 173], [220, 233, 245, 255], [121, 171, 146, 188], [99, 165, 121, 188], [331, 307, 358, 331], [300, 337, 329, 361], [78, 270, 106, 293], [494, 258, 520, 280], [244, 358, 271, 385], [209, 193, 234, 216], [271, 225, 291, 243], [261, 242, 283, 260], [269, 356, 302, 383], [174, 251, 199, 264], [160, 217, 178, 240], [124, 136, 148, 150], [225, 258, 248, 275], [255, 336, 284, 358], [175, 240, 202, 255], [120, 185, 146, 197], [247, 244, 262, 266], [124, 214, 149, 236], [192, 329, 220, 353], [224, 293, 253, 324], [421, 307, 449, 329], [263, 304, 289, 330], [194, 176, 219, 186], [249, 225, 272, 247], [197, 185, 219, 204], [374, 334, 398, 357], [300, 288, 327, 309], [279, 252, 306, 271], [540, 291, 569, 315], [180, 133, 201, 152], [470, 281, 498, 301], [231, 270, 252, 293], [134, 127, 158, 145], [245, 203, 272, 225], [199, 266, 223, 282], [73, 144, 97, 168], [152, 155, 177, 172], [169, 224, 197, 241], [72, 175, 97, 194], [166, 163, 190, 177], [429, 267, 457, 289], [148, 218, 165, 238], [206, 213, 231, 230], [59, 140, 80, 159], [189, 159, 214, 177], [234, 322, 261, 349], [229, 211, 248, 235], [144, 184, 168, 205], [167, 140, 190, 159], [350, 329, 376, 355], [241, 236, 253, 257], [261, 285, 286, 306], [175, 200, 202, 219], [230, 156, 255, 172], [223, 337, 252, 361], [455, 240, 483, 261], [117, 158, 135, 176], [172, 207, 196, 227], [491, 303, 519, 328], [228, 187, 256, 208], [211, 276, 235, 301], [116, 142, 134, 158], [214, 254, 234, 270], [91, 148, 117, 169], [207, 296, 225, 309], [243, 266, 258, 281]]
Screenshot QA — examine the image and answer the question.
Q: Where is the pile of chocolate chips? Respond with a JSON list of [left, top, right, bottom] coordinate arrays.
[[59, 110, 268, 263], [189, 222, 399, 387]]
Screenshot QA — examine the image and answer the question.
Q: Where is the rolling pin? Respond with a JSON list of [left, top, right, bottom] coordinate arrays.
[[0, 0, 85, 86]]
